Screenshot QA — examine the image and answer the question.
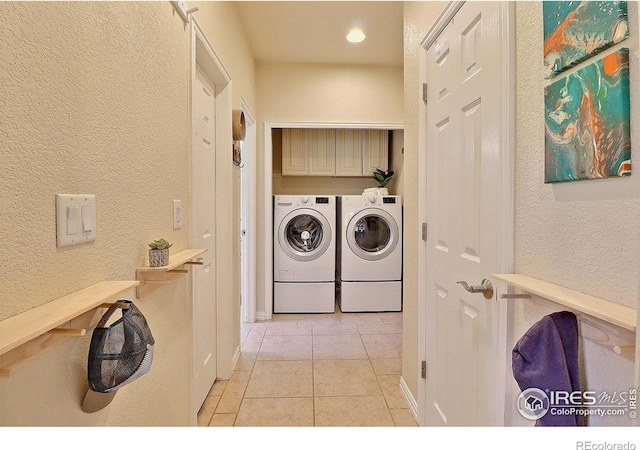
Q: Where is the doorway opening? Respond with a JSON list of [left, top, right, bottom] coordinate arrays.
[[262, 122, 404, 320]]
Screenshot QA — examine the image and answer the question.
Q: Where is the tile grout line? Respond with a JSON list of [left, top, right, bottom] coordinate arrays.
[[234, 321, 261, 426], [311, 321, 316, 427]]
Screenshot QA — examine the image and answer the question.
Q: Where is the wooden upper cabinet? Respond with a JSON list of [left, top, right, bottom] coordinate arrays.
[[281, 128, 390, 177], [282, 128, 309, 176], [309, 129, 336, 176], [362, 130, 389, 174], [335, 129, 363, 176]]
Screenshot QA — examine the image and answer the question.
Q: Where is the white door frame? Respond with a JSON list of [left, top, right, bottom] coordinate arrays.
[[240, 98, 257, 323], [262, 121, 403, 320], [416, 1, 515, 426], [189, 18, 233, 421]]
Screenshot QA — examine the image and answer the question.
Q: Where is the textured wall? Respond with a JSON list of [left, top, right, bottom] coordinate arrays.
[[511, 1, 640, 426], [0, 2, 191, 425], [401, 0, 448, 405], [389, 130, 405, 198]]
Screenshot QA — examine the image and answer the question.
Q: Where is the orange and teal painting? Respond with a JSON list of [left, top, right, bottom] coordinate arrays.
[[544, 1, 628, 79], [545, 49, 631, 183]]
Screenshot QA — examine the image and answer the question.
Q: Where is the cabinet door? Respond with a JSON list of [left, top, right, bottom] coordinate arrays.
[[335, 129, 363, 176], [282, 128, 309, 176], [309, 129, 336, 176], [362, 130, 389, 174]]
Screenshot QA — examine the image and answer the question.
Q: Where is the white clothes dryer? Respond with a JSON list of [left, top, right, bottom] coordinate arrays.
[[273, 195, 336, 313], [337, 195, 402, 312]]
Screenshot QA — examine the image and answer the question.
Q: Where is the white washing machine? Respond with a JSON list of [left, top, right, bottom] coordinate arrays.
[[337, 195, 402, 312], [273, 195, 336, 313]]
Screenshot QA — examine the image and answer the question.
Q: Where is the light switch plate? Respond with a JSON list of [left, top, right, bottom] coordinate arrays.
[[56, 194, 96, 248], [173, 199, 182, 230]]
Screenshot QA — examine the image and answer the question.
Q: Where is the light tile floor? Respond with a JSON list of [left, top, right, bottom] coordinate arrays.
[[197, 303, 417, 427]]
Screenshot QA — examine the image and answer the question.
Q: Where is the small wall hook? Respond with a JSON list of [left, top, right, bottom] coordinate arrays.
[[171, 1, 198, 23]]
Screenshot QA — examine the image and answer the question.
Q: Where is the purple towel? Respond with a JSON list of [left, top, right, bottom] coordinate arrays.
[[512, 311, 584, 426]]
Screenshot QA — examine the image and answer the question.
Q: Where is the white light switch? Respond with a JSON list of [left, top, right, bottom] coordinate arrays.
[[173, 199, 182, 230], [56, 194, 96, 248], [66, 205, 79, 235], [81, 205, 93, 232]]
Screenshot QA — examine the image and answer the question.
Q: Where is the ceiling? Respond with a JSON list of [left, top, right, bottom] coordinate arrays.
[[234, 1, 404, 67]]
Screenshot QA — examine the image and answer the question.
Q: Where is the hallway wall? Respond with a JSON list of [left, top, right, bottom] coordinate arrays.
[[0, 2, 191, 425], [0, 1, 256, 426], [510, 2, 640, 426]]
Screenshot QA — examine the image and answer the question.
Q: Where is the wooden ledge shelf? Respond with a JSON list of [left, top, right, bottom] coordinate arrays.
[[0, 280, 139, 378], [135, 248, 207, 298], [493, 274, 637, 359]]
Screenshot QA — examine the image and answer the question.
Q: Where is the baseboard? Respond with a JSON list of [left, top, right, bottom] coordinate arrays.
[[232, 345, 241, 370], [399, 376, 419, 425]]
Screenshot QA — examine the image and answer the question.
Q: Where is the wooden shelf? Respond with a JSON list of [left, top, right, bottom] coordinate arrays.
[[136, 248, 206, 298], [493, 274, 636, 359], [493, 274, 636, 331], [0, 280, 139, 378]]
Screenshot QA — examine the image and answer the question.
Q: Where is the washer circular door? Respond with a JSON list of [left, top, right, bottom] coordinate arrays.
[[278, 209, 332, 262], [346, 208, 399, 261]]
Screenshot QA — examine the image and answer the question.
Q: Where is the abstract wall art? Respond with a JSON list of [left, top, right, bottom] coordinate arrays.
[[544, 1, 629, 79], [544, 48, 631, 183]]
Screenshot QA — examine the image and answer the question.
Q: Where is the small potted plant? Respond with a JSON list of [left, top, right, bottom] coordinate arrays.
[[148, 239, 172, 267], [365, 168, 394, 195]]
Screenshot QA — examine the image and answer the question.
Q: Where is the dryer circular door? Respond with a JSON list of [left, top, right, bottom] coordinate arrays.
[[278, 209, 332, 262], [346, 209, 399, 261]]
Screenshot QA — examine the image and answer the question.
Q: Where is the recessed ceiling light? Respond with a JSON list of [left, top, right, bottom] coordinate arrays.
[[346, 29, 366, 43]]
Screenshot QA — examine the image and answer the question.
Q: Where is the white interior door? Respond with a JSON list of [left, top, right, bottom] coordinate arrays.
[[192, 63, 217, 412], [423, 1, 513, 426]]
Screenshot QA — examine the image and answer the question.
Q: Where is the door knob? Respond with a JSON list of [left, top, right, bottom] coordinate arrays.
[[456, 279, 494, 299]]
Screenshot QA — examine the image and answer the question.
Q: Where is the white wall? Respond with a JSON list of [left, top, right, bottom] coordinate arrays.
[[510, 1, 640, 426]]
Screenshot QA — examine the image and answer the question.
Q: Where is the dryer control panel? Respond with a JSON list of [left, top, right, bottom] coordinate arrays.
[[343, 195, 402, 207], [275, 195, 334, 207]]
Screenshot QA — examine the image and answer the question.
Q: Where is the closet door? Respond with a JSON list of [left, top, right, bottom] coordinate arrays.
[[362, 130, 389, 174], [309, 129, 336, 176], [335, 129, 363, 176], [282, 128, 309, 176]]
